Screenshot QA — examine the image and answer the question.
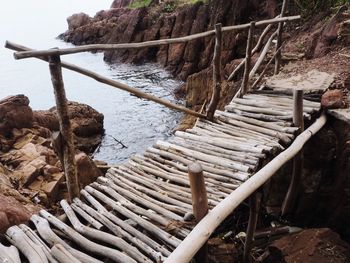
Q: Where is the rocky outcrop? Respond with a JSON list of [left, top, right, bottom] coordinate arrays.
[[33, 101, 104, 153], [0, 194, 37, 234], [0, 95, 105, 228], [261, 228, 350, 262], [67, 13, 92, 31], [62, 0, 271, 81], [321, 89, 346, 109], [0, 95, 33, 137]]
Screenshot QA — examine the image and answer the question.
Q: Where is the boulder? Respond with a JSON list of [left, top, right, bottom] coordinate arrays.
[[33, 110, 59, 131], [67, 13, 91, 31], [35, 101, 105, 153], [321, 89, 345, 109], [50, 101, 104, 138], [0, 194, 33, 234], [260, 228, 350, 263], [75, 152, 102, 187], [0, 95, 33, 136]]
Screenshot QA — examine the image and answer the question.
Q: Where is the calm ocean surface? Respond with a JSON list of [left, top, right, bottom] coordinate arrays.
[[0, 1, 182, 163]]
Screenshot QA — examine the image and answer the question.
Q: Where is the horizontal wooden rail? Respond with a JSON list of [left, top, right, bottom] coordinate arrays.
[[13, 15, 300, 59], [5, 41, 206, 119], [165, 113, 327, 263]]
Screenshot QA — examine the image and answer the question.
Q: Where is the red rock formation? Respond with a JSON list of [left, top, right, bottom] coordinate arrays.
[[262, 228, 350, 262], [62, 0, 267, 81], [67, 13, 92, 31], [0, 95, 33, 136], [0, 194, 36, 234], [321, 89, 346, 109]]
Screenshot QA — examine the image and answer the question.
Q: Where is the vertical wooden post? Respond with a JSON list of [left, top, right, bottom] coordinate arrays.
[[49, 55, 80, 202], [206, 23, 222, 121], [240, 21, 255, 97], [282, 89, 304, 216], [243, 192, 262, 263], [274, 0, 289, 75], [188, 162, 208, 263]]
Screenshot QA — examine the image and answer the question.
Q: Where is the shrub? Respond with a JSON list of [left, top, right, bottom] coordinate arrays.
[[294, 0, 350, 17], [129, 0, 153, 9]]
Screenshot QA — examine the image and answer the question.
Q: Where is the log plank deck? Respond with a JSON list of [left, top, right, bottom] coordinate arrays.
[[1, 91, 321, 263]]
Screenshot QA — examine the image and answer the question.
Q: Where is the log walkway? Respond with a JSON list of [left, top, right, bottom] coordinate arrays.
[[0, 91, 321, 263]]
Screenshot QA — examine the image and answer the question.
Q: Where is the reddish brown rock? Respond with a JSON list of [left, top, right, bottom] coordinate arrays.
[[0, 95, 33, 136], [261, 228, 350, 263], [33, 110, 59, 131], [62, 0, 267, 80], [67, 13, 91, 31], [0, 194, 33, 233], [321, 89, 345, 109], [50, 102, 104, 138], [75, 152, 102, 188]]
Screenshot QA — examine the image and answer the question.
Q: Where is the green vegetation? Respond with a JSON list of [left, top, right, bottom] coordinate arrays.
[[129, 0, 153, 9], [294, 0, 350, 17], [129, 0, 207, 10]]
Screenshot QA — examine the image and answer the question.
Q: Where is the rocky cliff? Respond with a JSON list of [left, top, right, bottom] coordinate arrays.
[[63, 0, 279, 80]]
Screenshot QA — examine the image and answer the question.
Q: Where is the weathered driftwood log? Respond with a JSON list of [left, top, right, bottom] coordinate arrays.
[[147, 147, 247, 182], [85, 185, 182, 248], [130, 155, 234, 199], [215, 111, 292, 144], [221, 110, 298, 134], [185, 127, 274, 152], [72, 199, 165, 262], [144, 151, 243, 188], [249, 31, 278, 78], [0, 243, 21, 263], [164, 114, 327, 263], [175, 131, 265, 155], [105, 170, 193, 209], [228, 21, 276, 81], [70, 204, 104, 230], [121, 159, 224, 204], [6, 225, 48, 263], [80, 190, 171, 257], [240, 22, 256, 97], [98, 177, 184, 221], [156, 140, 252, 173], [243, 193, 262, 263], [19, 224, 58, 263], [107, 173, 191, 214], [200, 119, 280, 145], [188, 163, 209, 263], [230, 97, 317, 114], [245, 94, 320, 108], [275, 0, 289, 74], [49, 55, 80, 201], [282, 89, 304, 216], [89, 182, 188, 239], [51, 244, 81, 263], [60, 200, 151, 263], [112, 167, 223, 206], [39, 210, 137, 263], [30, 215, 102, 263], [207, 23, 222, 120], [171, 137, 259, 169], [251, 46, 282, 89]]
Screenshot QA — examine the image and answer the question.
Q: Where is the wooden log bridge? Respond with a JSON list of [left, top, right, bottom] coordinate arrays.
[[2, 13, 325, 263], [0, 91, 324, 263]]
